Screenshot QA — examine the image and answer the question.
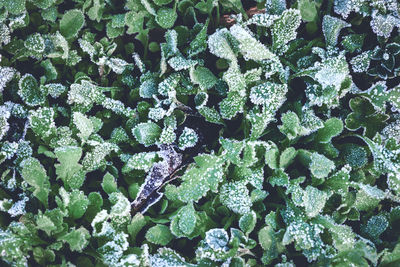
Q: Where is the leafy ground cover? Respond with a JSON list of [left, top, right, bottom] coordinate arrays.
[[1, 0, 400, 266]]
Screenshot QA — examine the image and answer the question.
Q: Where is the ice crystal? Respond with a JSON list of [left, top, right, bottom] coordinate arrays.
[[0, 66, 16, 92], [178, 127, 198, 150]]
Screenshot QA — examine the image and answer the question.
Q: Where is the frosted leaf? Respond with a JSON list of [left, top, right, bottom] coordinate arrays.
[[322, 15, 350, 46], [68, 80, 101, 107], [1, 141, 19, 159], [24, 33, 45, 53], [59, 9, 85, 39], [168, 56, 198, 71], [0, 23, 11, 47], [282, 220, 325, 262], [302, 186, 329, 218], [271, 9, 301, 54], [98, 232, 130, 265], [223, 64, 246, 95], [150, 248, 196, 267], [334, 0, 365, 19], [265, 0, 286, 15], [123, 152, 159, 172], [249, 82, 288, 108], [106, 58, 130, 74], [59, 227, 90, 252], [42, 83, 66, 98], [187, 20, 209, 57], [279, 111, 301, 140], [158, 73, 180, 97], [370, 13, 400, 38], [309, 152, 335, 179], [219, 91, 245, 119], [159, 125, 176, 144], [18, 74, 45, 107], [0, 109, 10, 141], [205, 228, 229, 251], [244, 68, 262, 84], [6, 196, 28, 218], [220, 180, 252, 214], [246, 13, 279, 27], [29, 107, 56, 138], [362, 215, 388, 239], [190, 66, 217, 90], [208, 28, 237, 62], [73, 112, 94, 141], [109, 192, 131, 225], [350, 51, 371, 73], [170, 203, 197, 237], [178, 127, 198, 150], [198, 106, 224, 125], [0, 66, 16, 92], [101, 97, 136, 117], [82, 141, 119, 172], [246, 107, 276, 139], [239, 211, 257, 235], [230, 24, 276, 61], [299, 107, 324, 136], [170, 153, 224, 203], [382, 120, 400, 143], [132, 122, 162, 147]]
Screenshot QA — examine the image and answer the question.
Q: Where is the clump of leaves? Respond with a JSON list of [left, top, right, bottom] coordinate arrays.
[[1, 0, 400, 266]]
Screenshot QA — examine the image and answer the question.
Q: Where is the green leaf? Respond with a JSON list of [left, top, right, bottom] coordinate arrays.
[[302, 186, 328, 218], [230, 24, 276, 61], [127, 213, 147, 242], [190, 66, 217, 90], [298, 0, 317, 22], [249, 82, 288, 107], [345, 97, 389, 138], [29, 108, 56, 138], [146, 224, 173, 245], [20, 157, 50, 207], [170, 203, 197, 237], [279, 111, 301, 140], [220, 181, 252, 214], [219, 91, 245, 119], [279, 147, 297, 169], [271, 9, 301, 54], [309, 152, 335, 179], [168, 154, 225, 203], [156, 7, 177, 29], [132, 122, 162, 147], [150, 248, 196, 267], [73, 112, 94, 141], [102, 172, 117, 194], [60, 9, 85, 39], [187, 20, 209, 57], [59, 227, 90, 252], [178, 127, 198, 150], [314, 117, 343, 143], [3, 0, 25, 15], [322, 15, 350, 46], [68, 190, 89, 219], [239, 211, 257, 235], [18, 74, 45, 107], [54, 146, 84, 190]]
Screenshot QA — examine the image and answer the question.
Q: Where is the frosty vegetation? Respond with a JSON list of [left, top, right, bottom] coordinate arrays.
[[0, 0, 400, 266]]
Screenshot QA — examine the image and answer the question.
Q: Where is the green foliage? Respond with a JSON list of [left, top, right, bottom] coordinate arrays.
[[1, 0, 400, 266], [60, 10, 85, 39]]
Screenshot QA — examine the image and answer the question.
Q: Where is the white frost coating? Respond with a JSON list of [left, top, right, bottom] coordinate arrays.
[[230, 24, 275, 61], [370, 12, 400, 38], [178, 127, 198, 150], [208, 29, 236, 61], [0, 66, 16, 93]]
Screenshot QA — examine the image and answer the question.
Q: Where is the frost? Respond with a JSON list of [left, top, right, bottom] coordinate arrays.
[[301, 186, 329, 218], [42, 83, 66, 98], [309, 152, 335, 179], [18, 74, 45, 107], [230, 24, 276, 61], [132, 122, 162, 147], [250, 82, 288, 108], [73, 112, 94, 141], [0, 109, 10, 141], [334, 0, 365, 19], [24, 33, 45, 53], [150, 248, 195, 267], [106, 58, 129, 74], [0, 66, 16, 92], [82, 141, 119, 172], [208, 28, 237, 62], [271, 9, 301, 54], [220, 180, 252, 214], [370, 12, 400, 38], [178, 127, 198, 150], [350, 51, 371, 73], [109, 192, 131, 225], [29, 107, 56, 138], [322, 15, 350, 47], [145, 224, 173, 245], [168, 56, 198, 71]]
